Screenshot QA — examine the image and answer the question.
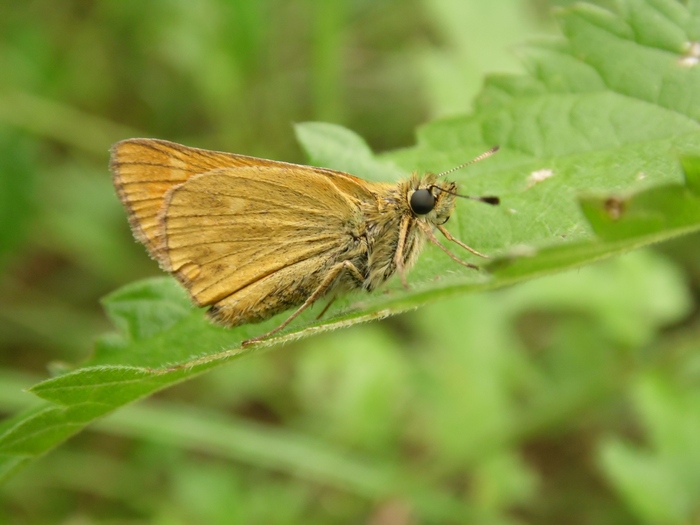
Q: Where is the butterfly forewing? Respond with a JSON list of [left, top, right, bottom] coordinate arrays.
[[161, 166, 365, 306], [110, 139, 289, 259]]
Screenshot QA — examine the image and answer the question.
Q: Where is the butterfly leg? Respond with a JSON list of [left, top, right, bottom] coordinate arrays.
[[416, 221, 479, 270], [242, 260, 365, 346], [393, 215, 411, 289], [436, 224, 489, 258], [315, 295, 337, 320]]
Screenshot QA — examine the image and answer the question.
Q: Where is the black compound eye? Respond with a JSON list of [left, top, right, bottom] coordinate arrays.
[[410, 189, 436, 215]]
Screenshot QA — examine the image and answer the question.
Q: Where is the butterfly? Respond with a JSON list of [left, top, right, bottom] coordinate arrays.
[[110, 139, 498, 345]]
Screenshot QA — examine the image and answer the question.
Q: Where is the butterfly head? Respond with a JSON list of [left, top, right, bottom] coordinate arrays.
[[407, 146, 501, 225], [408, 175, 458, 225], [408, 171, 500, 226]]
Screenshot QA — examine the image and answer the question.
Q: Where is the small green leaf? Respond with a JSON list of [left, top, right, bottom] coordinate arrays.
[[294, 122, 406, 182], [101, 277, 193, 341], [600, 372, 700, 522]]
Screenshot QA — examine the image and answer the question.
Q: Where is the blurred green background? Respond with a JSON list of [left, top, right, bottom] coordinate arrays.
[[2, 0, 700, 523]]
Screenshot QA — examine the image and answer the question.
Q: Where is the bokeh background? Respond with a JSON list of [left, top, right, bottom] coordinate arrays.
[[2, 0, 700, 523]]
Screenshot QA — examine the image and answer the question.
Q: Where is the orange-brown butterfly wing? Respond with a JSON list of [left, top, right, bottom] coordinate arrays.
[[161, 165, 370, 305], [111, 138, 378, 326], [110, 138, 289, 262]]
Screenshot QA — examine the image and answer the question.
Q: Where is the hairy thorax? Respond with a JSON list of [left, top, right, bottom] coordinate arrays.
[[358, 179, 423, 291]]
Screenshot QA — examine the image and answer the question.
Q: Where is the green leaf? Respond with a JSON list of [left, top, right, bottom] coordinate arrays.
[[293, 121, 406, 182], [600, 373, 700, 522], [3, 0, 700, 483]]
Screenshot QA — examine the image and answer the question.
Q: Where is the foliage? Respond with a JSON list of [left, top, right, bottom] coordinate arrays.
[[1, 0, 700, 523]]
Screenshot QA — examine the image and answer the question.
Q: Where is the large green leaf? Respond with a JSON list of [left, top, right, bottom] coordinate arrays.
[[2, 0, 700, 482]]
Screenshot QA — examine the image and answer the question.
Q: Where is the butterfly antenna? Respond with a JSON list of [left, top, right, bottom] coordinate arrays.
[[438, 186, 500, 205], [436, 145, 500, 179], [432, 146, 500, 206]]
